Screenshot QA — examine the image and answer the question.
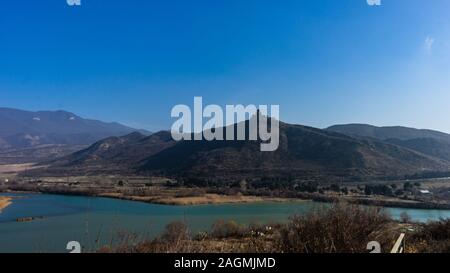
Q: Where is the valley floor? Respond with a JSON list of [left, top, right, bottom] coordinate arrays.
[[0, 163, 36, 176], [1, 173, 450, 209]]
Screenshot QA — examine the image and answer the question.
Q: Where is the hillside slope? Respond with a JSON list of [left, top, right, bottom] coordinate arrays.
[[327, 124, 450, 161], [139, 122, 450, 182], [33, 119, 450, 182]]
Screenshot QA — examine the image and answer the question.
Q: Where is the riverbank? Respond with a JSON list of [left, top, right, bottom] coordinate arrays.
[[4, 186, 450, 210], [10, 187, 449, 210], [0, 196, 12, 213], [99, 203, 437, 253], [1, 192, 447, 253], [100, 203, 450, 253], [306, 194, 450, 210], [98, 192, 297, 205], [3, 175, 450, 209]]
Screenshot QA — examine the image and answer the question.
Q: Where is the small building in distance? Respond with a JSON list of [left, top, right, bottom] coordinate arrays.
[[418, 189, 431, 195]]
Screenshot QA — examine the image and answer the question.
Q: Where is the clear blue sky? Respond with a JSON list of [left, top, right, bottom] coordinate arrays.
[[1, 0, 450, 132]]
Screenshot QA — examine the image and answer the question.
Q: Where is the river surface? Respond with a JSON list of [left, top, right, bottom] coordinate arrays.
[[1, 193, 450, 253]]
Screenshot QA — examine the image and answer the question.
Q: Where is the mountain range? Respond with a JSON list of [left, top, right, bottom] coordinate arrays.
[[327, 124, 450, 162], [30, 117, 450, 183], [0, 108, 149, 163]]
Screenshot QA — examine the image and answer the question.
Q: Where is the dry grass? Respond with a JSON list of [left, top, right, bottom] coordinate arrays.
[[99, 192, 295, 205], [152, 194, 292, 205], [275, 203, 395, 253], [407, 219, 450, 253], [0, 196, 12, 213]]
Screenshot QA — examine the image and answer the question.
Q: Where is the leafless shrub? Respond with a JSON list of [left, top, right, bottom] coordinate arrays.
[[409, 219, 450, 253], [400, 212, 412, 223], [274, 202, 392, 253], [210, 220, 246, 239], [161, 221, 190, 243]]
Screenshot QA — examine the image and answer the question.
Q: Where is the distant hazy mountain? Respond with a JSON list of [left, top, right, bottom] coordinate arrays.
[[0, 107, 150, 151], [327, 124, 450, 141], [34, 118, 450, 182], [327, 124, 450, 161]]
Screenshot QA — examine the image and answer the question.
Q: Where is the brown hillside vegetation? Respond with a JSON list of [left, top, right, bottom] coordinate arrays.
[[32, 119, 450, 184]]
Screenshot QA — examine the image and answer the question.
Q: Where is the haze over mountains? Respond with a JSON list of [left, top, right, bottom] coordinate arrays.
[[0, 108, 149, 163], [327, 124, 450, 162], [30, 116, 450, 183], [3, 107, 450, 182]]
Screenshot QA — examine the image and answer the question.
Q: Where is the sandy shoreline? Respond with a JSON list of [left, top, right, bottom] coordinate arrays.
[[98, 193, 302, 206], [0, 196, 12, 213], [4, 187, 450, 210]]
